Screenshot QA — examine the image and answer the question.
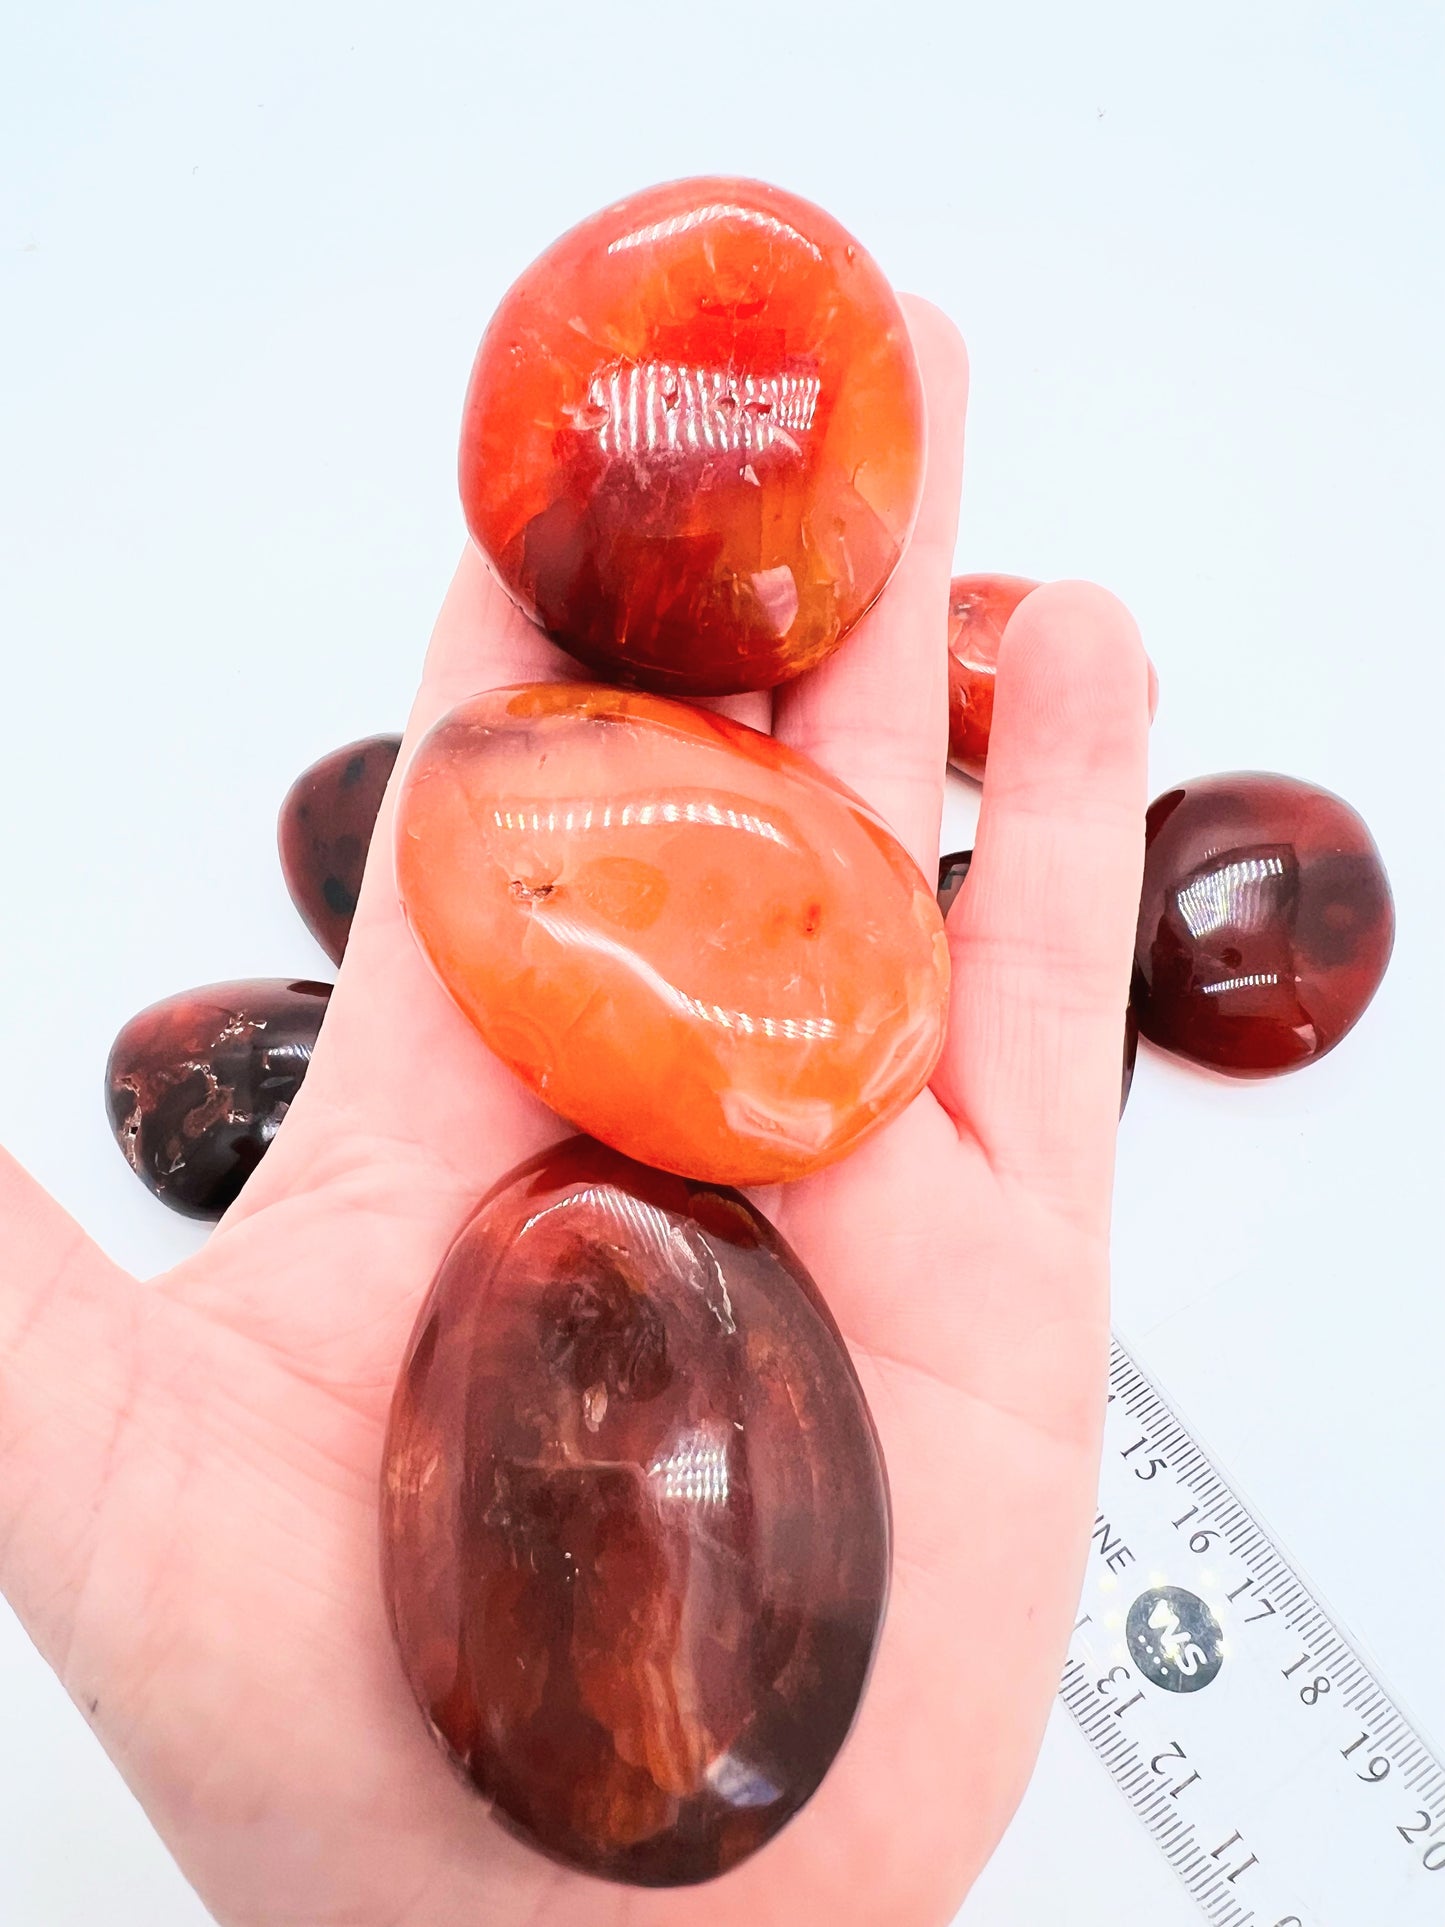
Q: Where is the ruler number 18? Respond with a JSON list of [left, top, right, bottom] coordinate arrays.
[[1282, 1653, 1330, 1706]]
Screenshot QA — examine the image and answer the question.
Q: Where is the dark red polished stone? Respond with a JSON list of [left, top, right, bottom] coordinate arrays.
[[459, 177, 926, 696], [1132, 773, 1393, 1076], [278, 734, 401, 963], [938, 848, 1138, 1113], [106, 979, 331, 1217], [946, 573, 1038, 780], [382, 1137, 890, 1887]]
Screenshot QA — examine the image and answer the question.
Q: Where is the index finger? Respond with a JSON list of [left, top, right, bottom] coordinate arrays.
[[932, 581, 1150, 1234]]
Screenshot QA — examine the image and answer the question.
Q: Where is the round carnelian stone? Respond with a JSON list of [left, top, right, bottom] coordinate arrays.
[[395, 685, 949, 1185], [382, 1136, 889, 1886], [946, 573, 1038, 779], [1132, 772, 1394, 1075], [459, 178, 926, 696]]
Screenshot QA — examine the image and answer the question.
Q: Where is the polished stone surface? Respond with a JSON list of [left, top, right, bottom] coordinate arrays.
[[459, 177, 926, 695], [396, 684, 949, 1185], [382, 1137, 889, 1887], [1132, 772, 1394, 1075], [938, 848, 1137, 1113], [946, 573, 1037, 779], [105, 979, 330, 1216], [279, 734, 401, 963]]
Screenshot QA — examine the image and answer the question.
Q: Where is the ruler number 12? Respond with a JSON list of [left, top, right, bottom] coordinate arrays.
[[1149, 1739, 1200, 1800]]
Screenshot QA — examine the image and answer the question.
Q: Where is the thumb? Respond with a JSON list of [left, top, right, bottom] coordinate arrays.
[[0, 1148, 144, 1674]]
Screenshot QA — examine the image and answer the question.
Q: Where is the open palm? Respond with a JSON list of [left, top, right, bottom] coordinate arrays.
[[0, 300, 1149, 1927]]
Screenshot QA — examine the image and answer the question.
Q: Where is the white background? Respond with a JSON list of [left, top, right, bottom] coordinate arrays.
[[2, 3, 1441, 1921]]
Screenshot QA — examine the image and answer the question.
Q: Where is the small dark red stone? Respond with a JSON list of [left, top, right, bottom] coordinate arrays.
[[938, 848, 1137, 1113], [278, 734, 401, 963], [381, 1136, 890, 1887], [106, 979, 331, 1217], [1132, 772, 1393, 1075]]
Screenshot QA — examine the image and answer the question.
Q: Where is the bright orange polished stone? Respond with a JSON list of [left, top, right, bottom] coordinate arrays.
[[946, 573, 1038, 779], [459, 178, 926, 696], [395, 685, 949, 1185]]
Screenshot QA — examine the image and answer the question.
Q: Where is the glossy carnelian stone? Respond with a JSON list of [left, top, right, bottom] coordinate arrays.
[[937, 849, 1136, 1112], [1132, 773, 1393, 1075], [396, 685, 948, 1186], [382, 1137, 889, 1887], [278, 734, 401, 963], [106, 979, 331, 1217], [459, 178, 926, 696], [946, 573, 1038, 779]]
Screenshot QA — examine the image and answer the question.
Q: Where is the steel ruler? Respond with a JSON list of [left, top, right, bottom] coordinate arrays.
[[1061, 1336, 1444, 1924]]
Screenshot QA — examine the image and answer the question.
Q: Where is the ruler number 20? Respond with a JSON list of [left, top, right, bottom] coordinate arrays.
[[1397, 1809, 1445, 1872]]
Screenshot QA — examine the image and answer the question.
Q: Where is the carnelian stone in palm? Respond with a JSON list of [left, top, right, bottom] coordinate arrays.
[[1132, 773, 1394, 1075], [395, 685, 949, 1185], [278, 734, 401, 963], [946, 573, 1038, 779], [459, 178, 926, 696], [106, 979, 331, 1217], [382, 1137, 889, 1886]]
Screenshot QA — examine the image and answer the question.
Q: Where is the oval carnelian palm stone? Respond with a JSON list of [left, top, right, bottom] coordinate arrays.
[[1132, 772, 1394, 1075], [459, 177, 926, 696], [945, 573, 1038, 779], [382, 1137, 890, 1886], [395, 685, 949, 1186]]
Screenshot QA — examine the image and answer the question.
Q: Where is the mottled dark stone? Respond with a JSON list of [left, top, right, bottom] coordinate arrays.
[[106, 979, 331, 1217], [937, 848, 1137, 1114], [1132, 772, 1394, 1076], [278, 735, 401, 963], [381, 1137, 890, 1887]]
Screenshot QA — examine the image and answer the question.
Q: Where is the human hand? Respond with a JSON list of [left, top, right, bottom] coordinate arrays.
[[0, 297, 1150, 1926]]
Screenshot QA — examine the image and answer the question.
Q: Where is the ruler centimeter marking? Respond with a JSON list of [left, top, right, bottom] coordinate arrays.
[[1059, 1337, 1445, 1924]]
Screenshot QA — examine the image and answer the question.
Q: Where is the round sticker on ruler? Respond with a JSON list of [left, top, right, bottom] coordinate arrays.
[[1126, 1585, 1224, 1693]]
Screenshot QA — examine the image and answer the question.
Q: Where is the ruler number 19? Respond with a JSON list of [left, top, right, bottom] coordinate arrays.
[[1340, 1731, 1391, 1784]]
